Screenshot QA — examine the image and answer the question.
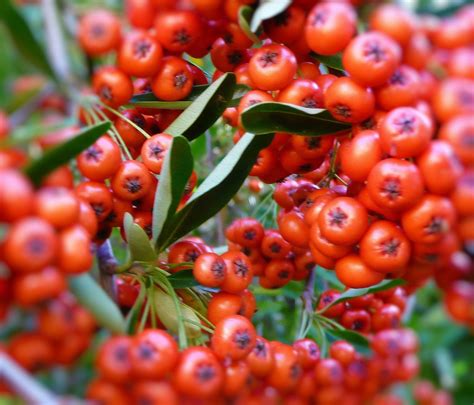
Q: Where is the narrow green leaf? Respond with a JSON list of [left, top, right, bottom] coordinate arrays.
[[152, 136, 193, 245], [241, 102, 350, 136], [311, 53, 344, 72], [1, 119, 74, 148], [24, 121, 110, 186], [238, 6, 261, 43], [157, 133, 273, 249], [166, 73, 236, 140], [128, 84, 249, 111], [125, 280, 147, 335], [123, 213, 157, 262], [5, 85, 43, 114], [128, 84, 210, 109], [68, 274, 126, 334], [168, 270, 199, 288], [250, 0, 291, 32], [319, 279, 405, 313], [326, 329, 370, 349], [366, 278, 405, 294], [0, 0, 56, 79], [228, 84, 251, 107]]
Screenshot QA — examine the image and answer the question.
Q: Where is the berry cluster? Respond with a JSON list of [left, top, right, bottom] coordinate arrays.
[[0, 169, 96, 310], [5, 294, 95, 372], [0, 0, 471, 402], [88, 318, 421, 404]]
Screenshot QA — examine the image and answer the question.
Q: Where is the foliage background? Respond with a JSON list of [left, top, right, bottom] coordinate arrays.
[[0, 0, 472, 403]]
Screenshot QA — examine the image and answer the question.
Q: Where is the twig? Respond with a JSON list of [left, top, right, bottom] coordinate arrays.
[[41, 0, 72, 84], [9, 85, 53, 128], [96, 240, 118, 301], [0, 353, 59, 404], [302, 269, 317, 313]]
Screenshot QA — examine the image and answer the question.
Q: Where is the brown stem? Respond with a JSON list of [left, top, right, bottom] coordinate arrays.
[[302, 268, 317, 313], [96, 240, 118, 301]]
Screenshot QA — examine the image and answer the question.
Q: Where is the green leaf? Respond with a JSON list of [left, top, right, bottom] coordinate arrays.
[[238, 6, 261, 43], [128, 84, 248, 111], [250, 0, 291, 32], [165, 73, 236, 140], [311, 53, 344, 72], [125, 280, 147, 335], [24, 121, 110, 186], [168, 270, 199, 289], [228, 84, 251, 107], [0, 0, 56, 80], [68, 274, 126, 334], [152, 136, 193, 245], [1, 119, 74, 148], [326, 329, 370, 349], [319, 279, 405, 313], [128, 84, 210, 110], [241, 102, 350, 136], [156, 133, 273, 249], [5, 85, 43, 114], [123, 213, 157, 262]]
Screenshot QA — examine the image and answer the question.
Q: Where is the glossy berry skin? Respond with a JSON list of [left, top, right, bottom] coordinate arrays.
[[367, 158, 424, 212], [417, 140, 462, 195], [341, 309, 372, 333], [343, 32, 401, 88], [77, 136, 122, 181], [335, 254, 385, 288], [325, 77, 375, 124], [140, 133, 173, 174], [76, 181, 113, 222], [58, 225, 93, 274], [317, 290, 345, 318], [0, 169, 34, 223], [318, 197, 368, 246], [3, 217, 58, 273], [193, 253, 227, 287], [118, 31, 163, 78], [34, 187, 79, 229], [77, 10, 121, 56], [211, 315, 257, 360], [12, 267, 66, 307], [86, 379, 130, 405], [92, 67, 133, 108], [359, 220, 411, 274], [266, 342, 302, 393], [248, 44, 297, 91], [151, 57, 193, 101], [96, 336, 132, 384], [154, 10, 202, 54], [293, 339, 320, 369], [305, 2, 356, 55], [314, 358, 344, 386], [401, 195, 456, 244], [173, 347, 224, 400], [379, 107, 433, 158], [329, 341, 356, 366], [340, 130, 383, 182], [130, 330, 178, 380], [220, 251, 254, 294], [131, 381, 178, 405], [111, 160, 153, 201], [247, 337, 274, 378]]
